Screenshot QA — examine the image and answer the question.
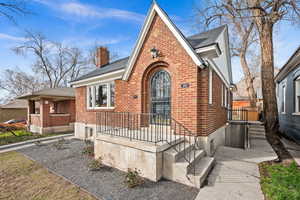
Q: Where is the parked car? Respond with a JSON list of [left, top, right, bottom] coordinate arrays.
[[4, 119, 26, 124]]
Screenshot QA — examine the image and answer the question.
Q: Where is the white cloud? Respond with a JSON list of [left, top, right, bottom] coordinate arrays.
[[33, 0, 145, 23], [0, 33, 25, 42]]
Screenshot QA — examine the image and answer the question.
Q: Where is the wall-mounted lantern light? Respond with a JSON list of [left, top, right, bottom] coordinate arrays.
[[150, 47, 159, 59]]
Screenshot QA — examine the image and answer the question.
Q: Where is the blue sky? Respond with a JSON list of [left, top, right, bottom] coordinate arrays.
[[0, 0, 299, 97]]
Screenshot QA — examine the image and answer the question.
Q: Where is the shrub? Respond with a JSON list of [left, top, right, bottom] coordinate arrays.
[[88, 158, 103, 171], [124, 168, 144, 188], [82, 145, 94, 156], [84, 139, 92, 146]]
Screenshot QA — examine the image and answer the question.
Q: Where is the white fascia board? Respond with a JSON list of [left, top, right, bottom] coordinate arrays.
[[195, 44, 221, 56], [122, 2, 204, 81], [70, 69, 124, 88], [205, 58, 230, 88], [222, 26, 233, 84]]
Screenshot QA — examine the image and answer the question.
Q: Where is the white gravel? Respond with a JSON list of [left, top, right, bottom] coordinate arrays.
[[18, 139, 198, 200]]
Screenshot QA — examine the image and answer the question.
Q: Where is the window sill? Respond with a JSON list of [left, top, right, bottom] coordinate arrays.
[[281, 112, 286, 115], [87, 107, 115, 110], [292, 112, 300, 116]]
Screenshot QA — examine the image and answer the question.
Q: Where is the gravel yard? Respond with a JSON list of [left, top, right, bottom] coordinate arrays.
[[18, 139, 198, 200]]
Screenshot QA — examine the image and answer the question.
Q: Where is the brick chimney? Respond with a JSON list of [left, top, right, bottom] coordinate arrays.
[[95, 47, 109, 67]]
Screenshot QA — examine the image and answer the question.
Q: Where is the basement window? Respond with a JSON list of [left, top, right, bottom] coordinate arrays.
[[87, 82, 115, 109]]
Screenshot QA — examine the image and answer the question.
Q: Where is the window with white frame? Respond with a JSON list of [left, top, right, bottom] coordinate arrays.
[[87, 82, 115, 109], [295, 77, 300, 112], [225, 87, 227, 107], [281, 85, 286, 113], [209, 67, 212, 104], [221, 84, 224, 106]]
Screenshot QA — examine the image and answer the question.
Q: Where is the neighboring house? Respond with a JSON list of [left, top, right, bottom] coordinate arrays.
[[0, 99, 28, 122], [275, 46, 300, 142], [18, 88, 76, 134], [70, 2, 233, 187]]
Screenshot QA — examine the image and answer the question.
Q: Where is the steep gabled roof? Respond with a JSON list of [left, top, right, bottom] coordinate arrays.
[[187, 25, 226, 49], [70, 2, 232, 87], [122, 2, 205, 80]]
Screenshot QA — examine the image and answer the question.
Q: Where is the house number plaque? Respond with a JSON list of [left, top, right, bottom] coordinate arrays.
[[181, 83, 190, 88]]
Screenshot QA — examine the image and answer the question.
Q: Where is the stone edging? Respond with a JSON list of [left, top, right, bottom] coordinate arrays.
[[0, 133, 74, 151]]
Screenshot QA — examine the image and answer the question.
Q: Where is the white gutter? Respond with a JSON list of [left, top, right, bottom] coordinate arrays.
[[70, 69, 125, 87]]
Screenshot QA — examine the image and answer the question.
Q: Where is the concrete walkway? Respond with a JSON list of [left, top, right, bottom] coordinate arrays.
[[281, 138, 300, 166], [196, 129, 277, 200]]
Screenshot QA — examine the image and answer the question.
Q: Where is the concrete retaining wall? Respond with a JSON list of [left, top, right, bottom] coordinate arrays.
[[94, 134, 168, 181]]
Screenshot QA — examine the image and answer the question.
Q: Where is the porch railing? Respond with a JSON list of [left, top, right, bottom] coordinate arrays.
[[227, 108, 249, 122], [96, 112, 199, 173]]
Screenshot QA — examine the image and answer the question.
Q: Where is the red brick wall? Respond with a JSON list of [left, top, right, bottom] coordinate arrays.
[[75, 13, 229, 136], [75, 87, 114, 124], [206, 70, 228, 135], [30, 114, 40, 127], [49, 115, 71, 126]]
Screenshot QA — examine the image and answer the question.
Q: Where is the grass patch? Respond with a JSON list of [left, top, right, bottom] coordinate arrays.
[[0, 130, 62, 146], [259, 161, 300, 200], [0, 151, 96, 200]]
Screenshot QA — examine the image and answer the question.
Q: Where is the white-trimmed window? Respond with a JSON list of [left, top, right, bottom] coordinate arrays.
[[295, 77, 300, 112], [221, 84, 224, 106], [209, 67, 213, 104], [281, 85, 286, 113], [225, 87, 228, 108], [87, 82, 115, 109]]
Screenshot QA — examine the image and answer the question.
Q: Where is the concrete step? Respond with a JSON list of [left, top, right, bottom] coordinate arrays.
[[249, 130, 265, 133], [249, 126, 265, 130], [172, 142, 195, 161], [176, 149, 206, 171], [163, 148, 206, 187], [249, 127, 265, 131], [187, 157, 215, 188]]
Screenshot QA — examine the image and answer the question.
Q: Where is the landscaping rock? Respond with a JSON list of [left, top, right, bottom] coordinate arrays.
[[18, 139, 198, 200]]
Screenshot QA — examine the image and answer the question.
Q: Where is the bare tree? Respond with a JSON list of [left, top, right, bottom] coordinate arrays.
[[13, 31, 92, 88], [242, 0, 300, 143], [196, 0, 258, 107], [0, 0, 29, 22], [0, 67, 46, 100]]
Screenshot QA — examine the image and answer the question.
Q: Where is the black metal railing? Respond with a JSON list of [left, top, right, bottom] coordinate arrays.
[[96, 112, 199, 171], [227, 108, 248, 121]]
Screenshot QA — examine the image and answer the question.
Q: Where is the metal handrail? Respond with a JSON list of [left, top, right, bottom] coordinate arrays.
[[96, 112, 198, 172]]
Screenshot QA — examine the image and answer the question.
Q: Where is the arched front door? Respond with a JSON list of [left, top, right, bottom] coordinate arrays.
[[150, 70, 171, 122]]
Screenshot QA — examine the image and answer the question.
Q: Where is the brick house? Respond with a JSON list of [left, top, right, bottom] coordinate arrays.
[[18, 88, 76, 134], [70, 2, 233, 188]]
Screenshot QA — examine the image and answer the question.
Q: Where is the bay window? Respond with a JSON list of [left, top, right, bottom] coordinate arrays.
[[87, 82, 115, 109], [295, 77, 300, 113]]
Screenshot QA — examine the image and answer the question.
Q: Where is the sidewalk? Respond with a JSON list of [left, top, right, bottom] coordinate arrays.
[[196, 131, 277, 200], [0, 134, 74, 153], [281, 138, 300, 166]]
